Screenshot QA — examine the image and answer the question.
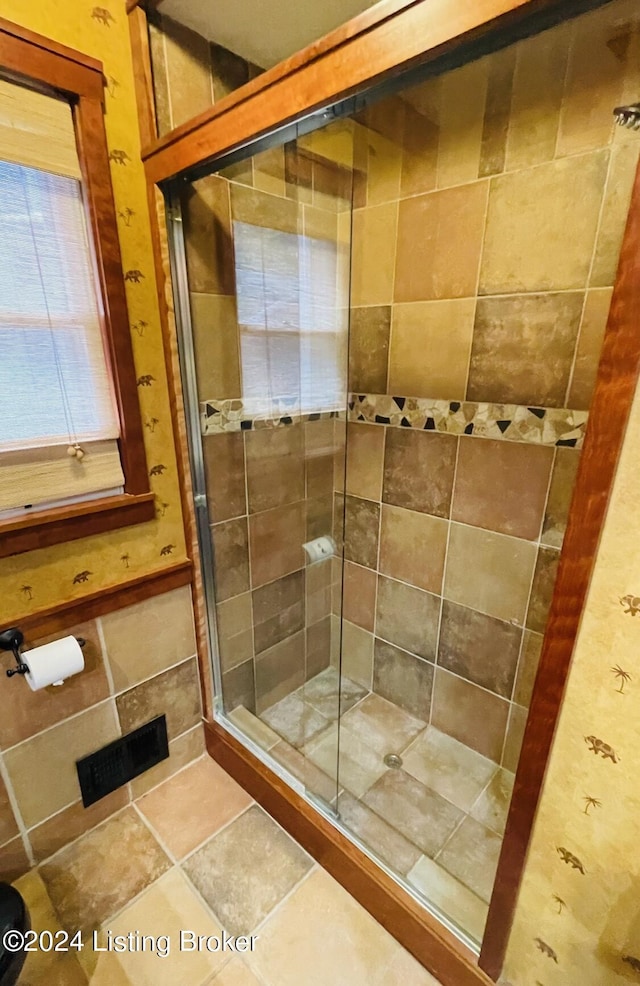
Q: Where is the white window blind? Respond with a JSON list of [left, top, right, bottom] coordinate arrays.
[[233, 220, 348, 419], [0, 80, 123, 514]]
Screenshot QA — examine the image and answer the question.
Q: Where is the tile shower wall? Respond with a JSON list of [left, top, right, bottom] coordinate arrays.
[[0, 586, 203, 882], [338, 0, 640, 767], [184, 142, 351, 717]]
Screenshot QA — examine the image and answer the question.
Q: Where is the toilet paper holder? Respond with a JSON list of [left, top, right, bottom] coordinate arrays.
[[0, 628, 85, 679]]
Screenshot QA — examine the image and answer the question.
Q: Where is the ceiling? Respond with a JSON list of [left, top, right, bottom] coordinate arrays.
[[157, 0, 381, 70]]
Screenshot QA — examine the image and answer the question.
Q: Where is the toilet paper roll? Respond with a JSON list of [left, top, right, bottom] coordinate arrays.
[[22, 636, 84, 691]]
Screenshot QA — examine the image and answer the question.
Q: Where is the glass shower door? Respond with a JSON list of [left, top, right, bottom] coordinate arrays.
[[178, 124, 355, 810]]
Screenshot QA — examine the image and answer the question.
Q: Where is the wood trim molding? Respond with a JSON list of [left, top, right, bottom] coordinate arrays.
[[205, 719, 493, 986], [141, 0, 601, 185], [0, 17, 104, 99], [6, 560, 193, 640], [479, 155, 640, 978], [0, 493, 156, 559]]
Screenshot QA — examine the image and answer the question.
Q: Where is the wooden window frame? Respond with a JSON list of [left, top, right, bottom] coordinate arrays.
[[0, 17, 155, 560]]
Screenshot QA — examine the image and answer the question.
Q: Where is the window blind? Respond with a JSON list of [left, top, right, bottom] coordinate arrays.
[[0, 80, 124, 513], [233, 220, 348, 419]]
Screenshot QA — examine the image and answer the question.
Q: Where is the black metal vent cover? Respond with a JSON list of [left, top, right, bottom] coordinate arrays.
[[76, 715, 169, 807]]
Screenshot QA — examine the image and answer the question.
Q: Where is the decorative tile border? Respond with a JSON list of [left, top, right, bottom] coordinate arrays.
[[201, 395, 588, 447], [201, 399, 343, 435], [350, 395, 588, 447]]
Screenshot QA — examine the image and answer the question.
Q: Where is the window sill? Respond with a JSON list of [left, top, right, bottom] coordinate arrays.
[[0, 492, 156, 558]]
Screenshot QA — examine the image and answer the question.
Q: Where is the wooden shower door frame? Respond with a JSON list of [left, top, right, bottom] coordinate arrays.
[[128, 0, 640, 979]]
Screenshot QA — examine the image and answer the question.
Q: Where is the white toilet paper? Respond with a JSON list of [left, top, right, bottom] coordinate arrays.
[[22, 636, 84, 691]]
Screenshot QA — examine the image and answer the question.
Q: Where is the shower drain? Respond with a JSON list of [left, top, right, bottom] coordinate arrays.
[[384, 753, 403, 769]]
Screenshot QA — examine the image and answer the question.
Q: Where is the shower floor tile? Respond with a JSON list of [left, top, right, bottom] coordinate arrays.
[[261, 691, 330, 748], [435, 815, 502, 903], [469, 766, 515, 836], [339, 693, 426, 756], [406, 855, 488, 942], [13, 752, 442, 986], [302, 666, 368, 719], [304, 722, 387, 799], [337, 791, 422, 876], [401, 725, 497, 812]]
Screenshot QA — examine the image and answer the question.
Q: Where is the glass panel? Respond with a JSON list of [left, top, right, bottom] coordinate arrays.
[[180, 124, 354, 809], [146, 0, 383, 135], [172, 0, 640, 953]]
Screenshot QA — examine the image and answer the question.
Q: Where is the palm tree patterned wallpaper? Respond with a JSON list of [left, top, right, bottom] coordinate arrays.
[[503, 369, 640, 984], [2, 0, 187, 617]]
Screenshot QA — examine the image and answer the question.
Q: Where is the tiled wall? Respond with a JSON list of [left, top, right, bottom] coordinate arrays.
[[338, 0, 640, 764], [183, 142, 350, 717], [148, 12, 263, 135], [0, 587, 203, 881]]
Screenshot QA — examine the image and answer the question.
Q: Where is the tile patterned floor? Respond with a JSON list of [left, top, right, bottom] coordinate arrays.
[[15, 753, 442, 986], [253, 667, 515, 943]]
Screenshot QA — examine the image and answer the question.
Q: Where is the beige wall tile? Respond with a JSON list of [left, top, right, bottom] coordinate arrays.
[[590, 143, 640, 287], [342, 561, 377, 632], [373, 637, 433, 721], [216, 592, 254, 672], [556, 3, 629, 157], [223, 659, 255, 714], [138, 757, 252, 859], [438, 600, 522, 699], [376, 576, 440, 661], [502, 702, 528, 772], [5, 701, 120, 828], [526, 545, 560, 634], [436, 60, 488, 188], [345, 422, 384, 500], [29, 788, 129, 864], [0, 774, 18, 846], [431, 668, 509, 762], [191, 293, 241, 401], [348, 306, 391, 392], [513, 630, 543, 708], [254, 631, 305, 713], [388, 299, 475, 400], [245, 426, 304, 514], [203, 432, 247, 522], [479, 46, 516, 178], [505, 26, 568, 171], [116, 658, 202, 742], [0, 619, 110, 749], [479, 151, 608, 294], [400, 84, 439, 198], [248, 502, 305, 588], [252, 570, 304, 654], [40, 808, 170, 936], [344, 495, 380, 570], [163, 17, 213, 131], [183, 175, 235, 295], [541, 448, 581, 549], [568, 288, 612, 409], [230, 182, 299, 234], [130, 725, 205, 798], [362, 125, 402, 206], [306, 616, 331, 680], [383, 429, 457, 518], [102, 586, 196, 692], [351, 203, 398, 306], [211, 517, 251, 601], [340, 621, 374, 690], [0, 837, 29, 884], [452, 437, 554, 540], [395, 181, 488, 302], [444, 523, 537, 625], [467, 292, 584, 407], [379, 504, 448, 593]]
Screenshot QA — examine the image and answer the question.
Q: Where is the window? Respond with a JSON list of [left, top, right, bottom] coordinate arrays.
[[0, 19, 154, 558], [233, 220, 348, 418]]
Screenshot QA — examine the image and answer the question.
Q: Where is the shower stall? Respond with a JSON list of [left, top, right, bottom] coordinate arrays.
[[158, 0, 640, 959]]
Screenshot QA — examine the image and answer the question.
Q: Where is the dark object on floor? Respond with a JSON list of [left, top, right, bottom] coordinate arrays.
[[0, 882, 29, 985]]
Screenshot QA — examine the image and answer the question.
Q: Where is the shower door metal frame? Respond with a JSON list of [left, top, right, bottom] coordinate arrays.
[[128, 0, 640, 981]]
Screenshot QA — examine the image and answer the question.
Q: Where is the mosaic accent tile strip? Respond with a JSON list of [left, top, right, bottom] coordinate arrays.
[[201, 399, 343, 435], [349, 395, 588, 448], [201, 395, 588, 447]]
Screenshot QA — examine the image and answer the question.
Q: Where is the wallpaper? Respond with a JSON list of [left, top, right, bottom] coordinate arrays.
[[1, 0, 187, 617], [503, 374, 640, 983]]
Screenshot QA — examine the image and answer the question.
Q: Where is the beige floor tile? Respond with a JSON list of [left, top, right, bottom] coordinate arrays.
[[206, 958, 263, 984], [246, 867, 400, 986], [340, 693, 425, 757], [13, 870, 88, 986], [90, 868, 227, 986], [407, 855, 488, 943], [402, 726, 497, 812], [363, 770, 463, 858], [379, 947, 444, 985], [261, 691, 330, 748], [305, 724, 386, 799], [436, 816, 502, 903], [471, 768, 515, 836], [137, 757, 253, 860], [337, 792, 421, 876], [228, 707, 280, 751], [39, 808, 171, 937], [302, 667, 368, 719], [183, 805, 312, 936]]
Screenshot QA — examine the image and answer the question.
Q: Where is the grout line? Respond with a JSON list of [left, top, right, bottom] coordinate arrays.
[[179, 802, 255, 867], [95, 618, 116, 697], [0, 754, 33, 867]]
